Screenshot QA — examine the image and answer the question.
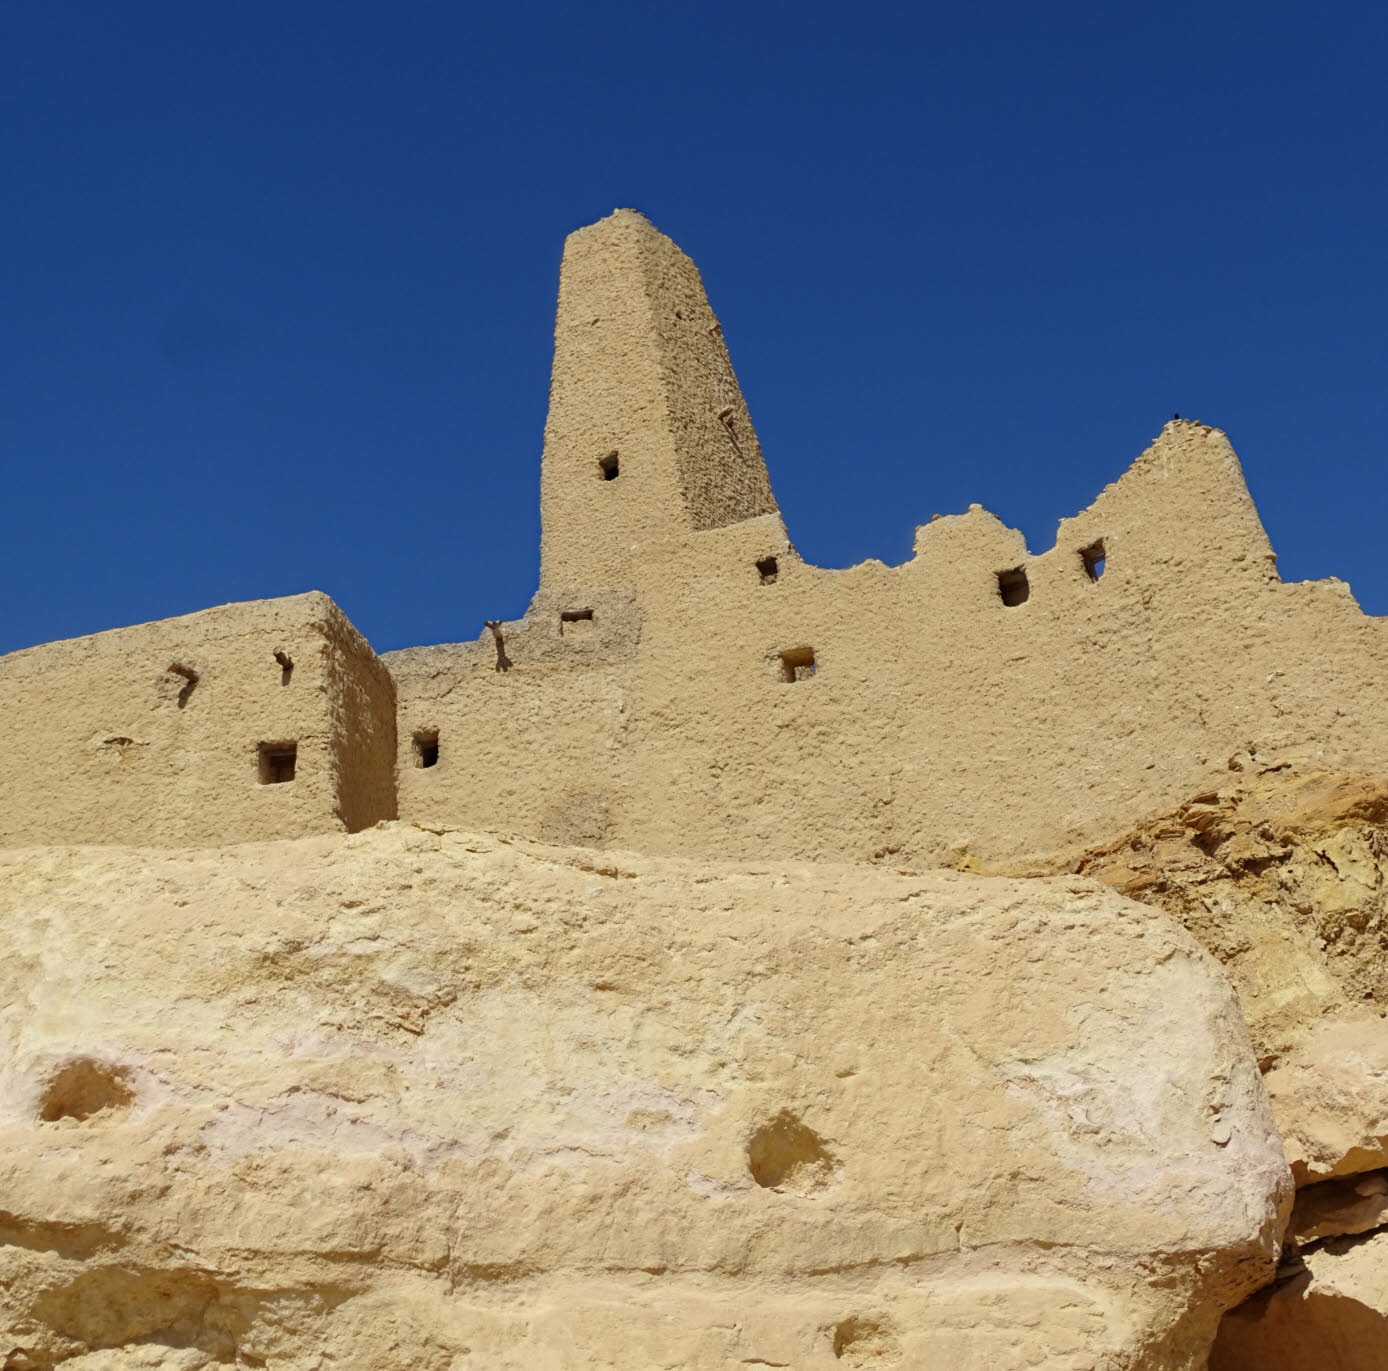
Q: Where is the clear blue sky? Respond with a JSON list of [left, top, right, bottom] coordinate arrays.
[[2, 1, 1384, 657]]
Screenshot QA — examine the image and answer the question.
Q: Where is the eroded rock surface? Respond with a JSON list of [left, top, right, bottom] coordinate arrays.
[[1287, 1171, 1388, 1246], [1070, 768, 1388, 1068], [1264, 1017, 1388, 1185], [1211, 1231, 1388, 1371], [1055, 766, 1388, 1362], [0, 827, 1287, 1370]]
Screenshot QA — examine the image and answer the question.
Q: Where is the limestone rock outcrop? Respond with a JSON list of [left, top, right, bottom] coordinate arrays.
[[0, 827, 1287, 1369], [1069, 768, 1388, 1069], [1287, 1171, 1388, 1246], [1210, 1231, 1388, 1370], [1062, 768, 1388, 1191], [1264, 1018, 1388, 1186], [1051, 765, 1388, 1361]]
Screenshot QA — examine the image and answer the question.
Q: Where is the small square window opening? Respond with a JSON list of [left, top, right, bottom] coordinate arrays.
[[598, 452, 619, 481], [756, 555, 779, 585], [257, 742, 297, 785], [414, 731, 439, 769], [777, 646, 817, 683]]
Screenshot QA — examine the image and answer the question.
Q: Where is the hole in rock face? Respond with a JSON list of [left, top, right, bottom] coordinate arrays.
[[747, 1111, 837, 1193], [777, 646, 817, 683], [414, 731, 439, 769], [997, 567, 1030, 606], [38, 1059, 134, 1124], [560, 608, 595, 637], [257, 742, 297, 784], [831, 1315, 899, 1364], [756, 555, 779, 585], [1081, 539, 1107, 582], [598, 452, 619, 481]]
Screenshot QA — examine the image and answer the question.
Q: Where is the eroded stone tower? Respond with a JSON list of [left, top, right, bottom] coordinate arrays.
[[539, 210, 778, 593]]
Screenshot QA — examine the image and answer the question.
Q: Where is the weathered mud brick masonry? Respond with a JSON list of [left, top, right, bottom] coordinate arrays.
[[3, 209, 1386, 869], [0, 594, 395, 847]]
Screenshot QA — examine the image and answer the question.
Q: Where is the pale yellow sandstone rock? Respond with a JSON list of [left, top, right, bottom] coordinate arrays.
[[0, 827, 1287, 1370], [1068, 769, 1388, 1070], [1074, 769, 1388, 1358], [1263, 1017, 1388, 1186]]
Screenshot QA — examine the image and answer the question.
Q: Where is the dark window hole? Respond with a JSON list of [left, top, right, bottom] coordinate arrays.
[[997, 567, 1030, 607], [560, 608, 595, 637], [777, 646, 816, 683], [1081, 540, 1107, 582], [258, 742, 297, 785], [598, 452, 619, 481], [756, 556, 779, 585], [414, 731, 439, 769]]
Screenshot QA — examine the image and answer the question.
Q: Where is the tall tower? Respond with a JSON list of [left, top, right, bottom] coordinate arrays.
[[538, 211, 779, 592]]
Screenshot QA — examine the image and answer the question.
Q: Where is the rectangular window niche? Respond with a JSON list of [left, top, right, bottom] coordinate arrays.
[[257, 741, 297, 785], [776, 646, 817, 683], [414, 730, 440, 769]]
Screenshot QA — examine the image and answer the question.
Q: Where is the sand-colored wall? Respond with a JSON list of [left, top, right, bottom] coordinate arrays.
[[539, 211, 777, 591], [393, 418, 1388, 869], [390, 588, 638, 842], [5, 212, 1386, 863], [321, 599, 399, 834], [0, 592, 396, 848], [389, 211, 1388, 868]]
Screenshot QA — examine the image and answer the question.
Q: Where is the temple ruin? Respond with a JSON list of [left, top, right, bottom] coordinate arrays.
[[3, 209, 1385, 868]]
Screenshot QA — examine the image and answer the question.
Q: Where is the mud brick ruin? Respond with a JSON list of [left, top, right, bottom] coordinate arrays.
[[5, 210, 1383, 869]]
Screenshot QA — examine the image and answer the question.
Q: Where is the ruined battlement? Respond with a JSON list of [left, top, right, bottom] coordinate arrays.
[[3, 212, 1386, 865]]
